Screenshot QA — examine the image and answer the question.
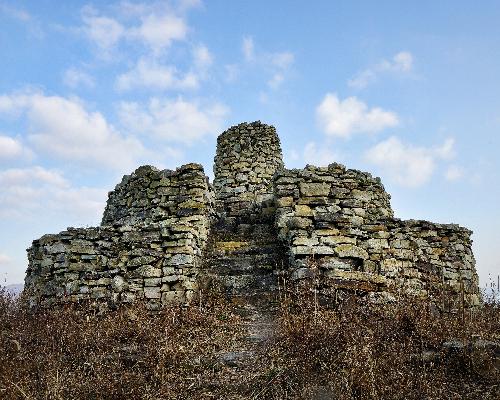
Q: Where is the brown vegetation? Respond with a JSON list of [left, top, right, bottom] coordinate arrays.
[[0, 286, 499, 399]]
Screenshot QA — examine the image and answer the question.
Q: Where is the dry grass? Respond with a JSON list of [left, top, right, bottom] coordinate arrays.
[[0, 285, 499, 399], [265, 285, 500, 399]]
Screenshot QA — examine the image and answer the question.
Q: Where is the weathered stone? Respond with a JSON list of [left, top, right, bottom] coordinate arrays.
[[293, 237, 319, 246], [334, 244, 369, 260], [24, 121, 479, 311], [321, 236, 356, 246], [287, 217, 313, 229], [144, 287, 161, 299], [366, 238, 389, 250], [168, 254, 194, 266], [294, 204, 313, 217], [299, 182, 330, 197], [128, 256, 157, 268], [112, 275, 127, 292]]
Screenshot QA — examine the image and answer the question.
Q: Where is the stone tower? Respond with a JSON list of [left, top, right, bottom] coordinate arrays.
[[213, 121, 284, 222]]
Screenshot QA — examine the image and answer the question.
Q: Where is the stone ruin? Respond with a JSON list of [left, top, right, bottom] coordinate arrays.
[[24, 121, 481, 310]]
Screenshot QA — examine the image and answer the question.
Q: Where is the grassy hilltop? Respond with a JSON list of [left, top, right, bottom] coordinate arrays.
[[0, 286, 499, 399]]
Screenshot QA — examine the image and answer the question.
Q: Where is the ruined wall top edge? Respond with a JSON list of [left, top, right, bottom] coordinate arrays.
[[101, 162, 213, 227], [273, 164, 473, 235]]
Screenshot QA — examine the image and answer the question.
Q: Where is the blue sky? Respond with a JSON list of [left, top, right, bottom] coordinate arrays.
[[0, 0, 499, 287]]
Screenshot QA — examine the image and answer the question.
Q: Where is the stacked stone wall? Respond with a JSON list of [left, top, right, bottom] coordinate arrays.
[[274, 164, 480, 308], [24, 121, 481, 310], [213, 121, 283, 221], [102, 163, 214, 226], [25, 164, 214, 309]]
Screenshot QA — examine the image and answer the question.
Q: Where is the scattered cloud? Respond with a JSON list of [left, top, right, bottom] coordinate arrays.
[[239, 36, 294, 89], [445, 165, 463, 181], [0, 253, 12, 265], [434, 137, 455, 160], [177, 0, 203, 12], [81, 3, 189, 57], [242, 36, 255, 62], [0, 135, 33, 161], [269, 51, 294, 70], [349, 51, 414, 89], [116, 57, 198, 91], [267, 74, 284, 89], [0, 166, 67, 188], [193, 44, 213, 71], [0, 2, 31, 22], [224, 64, 239, 82], [303, 142, 339, 166], [364, 136, 456, 187], [63, 68, 95, 89], [118, 97, 228, 145], [0, 92, 148, 171], [286, 142, 340, 167], [81, 11, 125, 54], [0, 2, 43, 38], [127, 12, 187, 55], [0, 166, 106, 221], [316, 93, 399, 138], [80, 4, 209, 93]]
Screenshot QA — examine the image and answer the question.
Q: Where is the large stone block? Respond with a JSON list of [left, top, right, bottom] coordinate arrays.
[[299, 182, 331, 197]]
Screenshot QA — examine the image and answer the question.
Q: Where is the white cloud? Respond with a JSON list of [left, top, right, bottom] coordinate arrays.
[[128, 13, 187, 54], [285, 142, 340, 168], [63, 68, 95, 89], [193, 44, 213, 70], [240, 37, 295, 89], [364, 136, 456, 187], [316, 93, 399, 138], [0, 166, 68, 188], [177, 0, 203, 11], [0, 253, 12, 265], [82, 12, 125, 52], [391, 51, 413, 71], [269, 51, 294, 70], [268, 73, 284, 89], [0, 135, 32, 161], [242, 36, 255, 62], [445, 165, 463, 181], [349, 51, 414, 89], [303, 142, 339, 166], [0, 92, 147, 171], [434, 137, 455, 160], [81, 3, 189, 56], [0, 3, 31, 22], [116, 58, 198, 91], [118, 97, 229, 145], [0, 166, 106, 222], [224, 64, 239, 82]]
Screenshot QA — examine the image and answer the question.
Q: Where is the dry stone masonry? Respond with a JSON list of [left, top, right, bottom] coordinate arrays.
[[274, 165, 479, 308], [24, 121, 480, 310], [26, 163, 213, 309], [213, 122, 283, 223]]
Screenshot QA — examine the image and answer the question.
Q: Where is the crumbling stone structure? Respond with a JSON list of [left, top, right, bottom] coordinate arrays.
[[213, 122, 283, 222], [26, 164, 213, 309], [24, 121, 480, 310], [274, 165, 478, 307]]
